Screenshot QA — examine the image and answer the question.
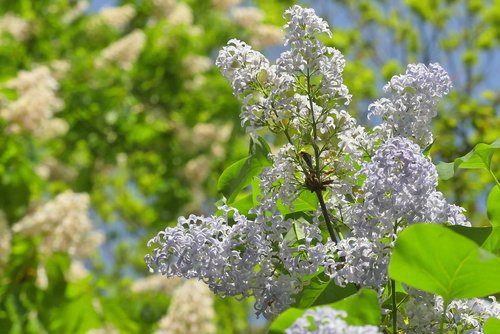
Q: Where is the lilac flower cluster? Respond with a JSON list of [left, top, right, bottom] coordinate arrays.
[[145, 4, 497, 331], [332, 137, 469, 288], [145, 205, 325, 318], [369, 63, 452, 147], [286, 307, 382, 334], [401, 288, 500, 333]]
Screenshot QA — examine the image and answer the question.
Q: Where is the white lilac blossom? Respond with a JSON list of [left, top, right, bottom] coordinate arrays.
[[401, 288, 500, 334], [286, 307, 382, 334], [353, 136, 469, 237], [145, 205, 326, 318], [369, 63, 452, 147], [330, 137, 470, 288], [334, 237, 391, 288], [258, 144, 300, 209], [147, 4, 490, 327], [216, 5, 351, 135]]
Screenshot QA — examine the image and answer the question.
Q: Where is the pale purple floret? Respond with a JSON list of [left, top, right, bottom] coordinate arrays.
[[369, 63, 452, 147]]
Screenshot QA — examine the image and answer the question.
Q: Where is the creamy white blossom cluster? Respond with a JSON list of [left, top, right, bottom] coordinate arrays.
[[13, 191, 104, 258], [62, 0, 90, 24], [286, 307, 382, 334], [369, 63, 452, 147], [212, 0, 240, 11], [231, 7, 283, 48], [0, 13, 30, 41], [401, 288, 500, 333], [155, 280, 215, 334], [151, 0, 194, 26], [146, 205, 326, 318], [182, 54, 212, 90], [97, 4, 136, 31], [97, 29, 146, 70], [0, 66, 68, 138], [131, 275, 182, 294], [0, 212, 11, 273]]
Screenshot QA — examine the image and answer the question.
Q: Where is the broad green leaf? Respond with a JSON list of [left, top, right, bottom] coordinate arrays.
[[330, 288, 381, 326], [446, 225, 500, 256], [436, 138, 500, 180], [269, 289, 380, 334], [230, 192, 254, 215], [446, 225, 492, 245], [217, 136, 271, 203], [292, 272, 357, 309], [268, 308, 306, 334], [389, 224, 500, 302], [484, 317, 500, 334], [487, 186, 500, 226]]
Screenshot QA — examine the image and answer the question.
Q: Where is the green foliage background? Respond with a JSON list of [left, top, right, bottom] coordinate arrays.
[[0, 0, 498, 333]]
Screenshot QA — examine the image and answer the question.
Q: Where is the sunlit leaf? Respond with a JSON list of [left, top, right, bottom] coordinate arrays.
[[389, 224, 500, 302], [269, 289, 380, 334], [487, 186, 500, 226], [436, 138, 500, 180], [217, 136, 271, 203], [292, 272, 357, 309], [484, 317, 500, 334]]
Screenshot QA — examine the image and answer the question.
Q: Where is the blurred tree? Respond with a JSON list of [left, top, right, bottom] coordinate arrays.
[[0, 0, 290, 332]]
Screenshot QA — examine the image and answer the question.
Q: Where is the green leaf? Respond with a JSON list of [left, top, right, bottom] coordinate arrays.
[[252, 180, 318, 215], [487, 186, 500, 226], [284, 218, 308, 243], [389, 224, 500, 302], [446, 225, 500, 256], [268, 308, 306, 334], [484, 317, 500, 334], [436, 138, 500, 180], [217, 136, 271, 203], [330, 288, 381, 326], [230, 192, 254, 215], [381, 292, 408, 310], [292, 272, 357, 309], [288, 191, 319, 213], [269, 289, 380, 334]]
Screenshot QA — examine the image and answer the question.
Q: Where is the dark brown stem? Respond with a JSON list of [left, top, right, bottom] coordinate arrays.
[[315, 189, 340, 244]]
